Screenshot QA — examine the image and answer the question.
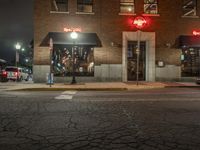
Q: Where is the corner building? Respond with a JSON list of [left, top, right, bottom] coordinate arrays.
[[34, 0, 200, 83]]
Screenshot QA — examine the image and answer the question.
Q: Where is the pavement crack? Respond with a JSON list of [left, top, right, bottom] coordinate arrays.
[[66, 115, 78, 130]]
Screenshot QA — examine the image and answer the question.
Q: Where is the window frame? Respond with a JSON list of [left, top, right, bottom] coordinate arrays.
[[50, 0, 69, 13], [181, 47, 200, 77], [77, 0, 94, 14], [182, 0, 198, 18], [143, 0, 159, 15], [52, 45, 95, 77], [119, 0, 135, 15]]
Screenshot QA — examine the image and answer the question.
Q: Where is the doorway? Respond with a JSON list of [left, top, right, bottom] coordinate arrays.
[[127, 41, 146, 81]]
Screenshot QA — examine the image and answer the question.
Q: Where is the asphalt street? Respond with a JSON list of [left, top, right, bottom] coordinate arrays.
[[0, 88, 200, 150]]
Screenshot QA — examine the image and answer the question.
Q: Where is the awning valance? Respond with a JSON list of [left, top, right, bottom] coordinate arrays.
[[40, 32, 102, 47], [179, 35, 200, 48]]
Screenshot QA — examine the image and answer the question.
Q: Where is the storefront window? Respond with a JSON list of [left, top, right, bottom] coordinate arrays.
[[52, 45, 94, 76], [144, 0, 158, 14], [120, 0, 135, 14], [182, 0, 197, 17], [181, 47, 200, 77], [51, 0, 68, 12], [77, 0, 93, 13]]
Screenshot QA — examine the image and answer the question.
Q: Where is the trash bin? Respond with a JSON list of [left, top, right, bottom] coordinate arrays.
[[46, 73, 54, 84]]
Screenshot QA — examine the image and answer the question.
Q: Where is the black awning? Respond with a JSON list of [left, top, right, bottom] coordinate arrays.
[[179, 35, 200, 48], [40, 32, 102, 47]]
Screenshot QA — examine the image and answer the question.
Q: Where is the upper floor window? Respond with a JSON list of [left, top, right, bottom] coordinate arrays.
[[51, 0, 68, 12], [182, 0, 197, 17], [120, 0, 135, 14], [144, 0, 158, 14], [77, 0, 93, 13]]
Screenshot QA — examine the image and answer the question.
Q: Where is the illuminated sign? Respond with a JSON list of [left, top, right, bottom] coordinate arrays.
[[193, 30, 200, 36], [64, 27, 82, 32], [133, 16, 147, 29]]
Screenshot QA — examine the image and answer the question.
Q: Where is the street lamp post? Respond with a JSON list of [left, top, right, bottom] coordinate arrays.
[[70, 31, 78, 84], [49, 38, 53, 87], [133, 16, 147, 85], [15, 43, 21, 67]]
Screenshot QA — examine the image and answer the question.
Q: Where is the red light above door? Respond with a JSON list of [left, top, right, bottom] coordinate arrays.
[[133, 16, 147, 29]]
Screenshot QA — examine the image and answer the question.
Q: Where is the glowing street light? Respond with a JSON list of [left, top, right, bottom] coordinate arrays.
[[15, 43, 21, 66], [70, 31, 78, 84], [15, 43, 21, 50], [71, 31, 78, 39]]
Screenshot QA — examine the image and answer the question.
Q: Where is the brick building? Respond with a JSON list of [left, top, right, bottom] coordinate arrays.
[[34, 0, 200, 83]]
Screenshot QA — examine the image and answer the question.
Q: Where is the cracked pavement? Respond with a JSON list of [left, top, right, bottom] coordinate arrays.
[[0, 88, 200, 150]]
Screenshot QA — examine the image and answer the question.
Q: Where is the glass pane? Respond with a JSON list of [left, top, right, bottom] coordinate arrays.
[[78, 4, 93, 12], [121, 0, 134, 2], [144, 0, 158, 14], [5, 68, 18, 72], [182, 0, 196, 16], [120, 5, 134, 13], [181, 48, 200, 77], [78, 0, 93, 4], [120, 0, 134, 13], [77, 0, 93, 12], [127, 41, 146, 81], [144, 0, 157, 4], [144, 4, 158, 14], [52, 46, 94, 76], [51, 0, 68, 12]]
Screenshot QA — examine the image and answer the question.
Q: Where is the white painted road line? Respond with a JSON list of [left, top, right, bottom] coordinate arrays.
[[55, 95, 73, 100], [62, 91, 77, 95], [55, 91, 77, 100]]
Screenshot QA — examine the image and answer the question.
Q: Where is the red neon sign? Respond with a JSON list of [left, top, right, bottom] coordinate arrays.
[[133, 16, 147, 29], [64, 27, 82, 32], [193, 30, 200, 36]]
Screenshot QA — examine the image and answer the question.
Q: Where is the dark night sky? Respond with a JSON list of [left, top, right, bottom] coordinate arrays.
[[0, 0, 33, 63]]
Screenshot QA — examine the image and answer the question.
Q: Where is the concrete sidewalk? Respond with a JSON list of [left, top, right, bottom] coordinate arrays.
[[0, 81, 200, 91]]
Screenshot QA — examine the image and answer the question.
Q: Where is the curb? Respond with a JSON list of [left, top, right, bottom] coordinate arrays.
[[10, 87, 128, 91], [4, 84, 200, 92], [164, 86, 200, 88]]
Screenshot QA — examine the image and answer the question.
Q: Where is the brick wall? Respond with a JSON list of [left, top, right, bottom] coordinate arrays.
[[34, 0, 200, 66]]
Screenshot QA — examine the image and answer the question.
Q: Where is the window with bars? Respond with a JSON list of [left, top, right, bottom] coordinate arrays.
[[182, 0, 197, 17], [51, 0, 68, 12], [120, 0, 135, 14], [144, 0, 158, 14], [77, 0, 93, 13]]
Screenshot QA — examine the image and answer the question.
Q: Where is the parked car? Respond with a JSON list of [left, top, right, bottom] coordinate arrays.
[[196, 77, 200, 84], [0, 69, 8, 82], [5, 66, 29, 81]]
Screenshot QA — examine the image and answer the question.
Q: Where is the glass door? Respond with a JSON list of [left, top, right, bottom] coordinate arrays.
[[127, 41, 146, 81]]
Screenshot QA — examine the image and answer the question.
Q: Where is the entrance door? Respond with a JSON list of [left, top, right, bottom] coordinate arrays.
[[127, 41, 146, 81]]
